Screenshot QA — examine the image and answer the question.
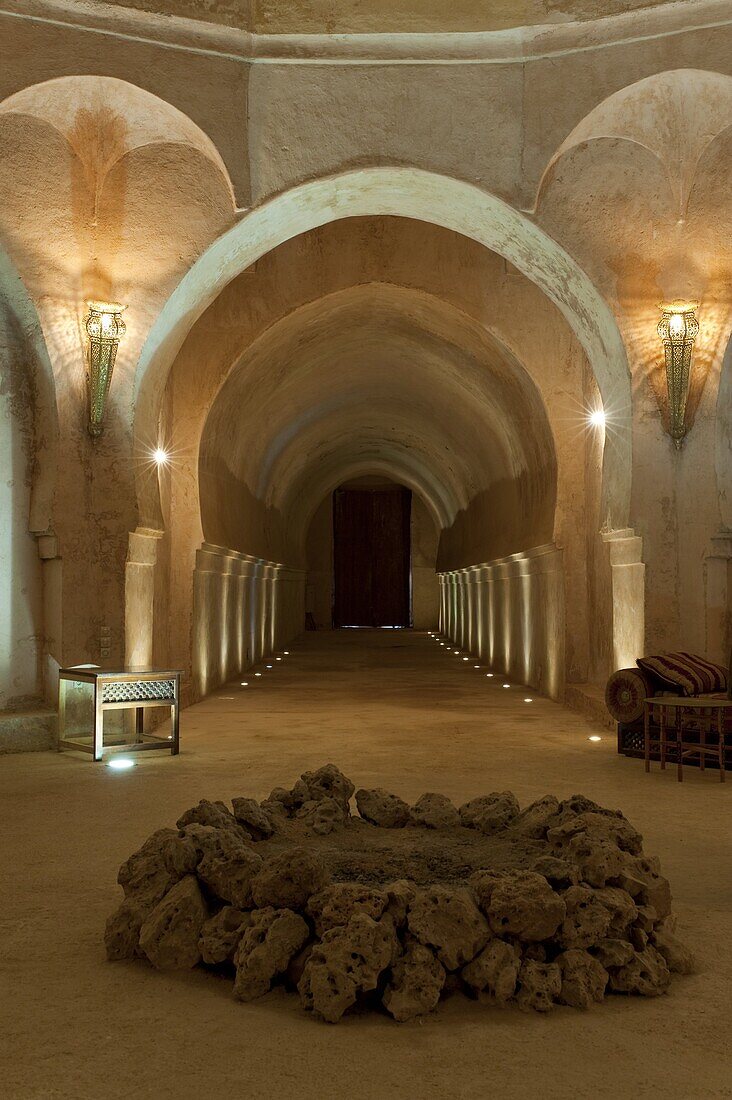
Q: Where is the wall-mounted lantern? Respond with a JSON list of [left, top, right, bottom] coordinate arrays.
[[657, 300, 699, 450], [85, 301, 126, 437]]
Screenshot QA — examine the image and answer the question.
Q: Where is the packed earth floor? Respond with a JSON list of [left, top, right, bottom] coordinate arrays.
[[1, 631, 730, 1099]]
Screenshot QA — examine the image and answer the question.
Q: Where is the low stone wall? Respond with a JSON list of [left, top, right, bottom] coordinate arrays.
[[105, 764, 692, 1024], [438, 543, 565, 699], [191, 543, 305, 699]]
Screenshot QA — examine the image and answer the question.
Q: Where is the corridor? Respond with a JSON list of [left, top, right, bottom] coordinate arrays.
[[1, 631, 729, 1099]]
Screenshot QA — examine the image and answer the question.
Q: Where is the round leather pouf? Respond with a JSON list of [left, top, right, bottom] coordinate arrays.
[[605, 667, 651, 723]]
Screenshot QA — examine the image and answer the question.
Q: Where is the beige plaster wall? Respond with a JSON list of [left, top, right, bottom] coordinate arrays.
[[0, 297, 43, 710]]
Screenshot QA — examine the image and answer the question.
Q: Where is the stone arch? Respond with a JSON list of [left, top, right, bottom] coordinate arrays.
[[134, 167, 632, 537]]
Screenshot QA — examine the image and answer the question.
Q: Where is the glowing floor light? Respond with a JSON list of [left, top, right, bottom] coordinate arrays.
[[486, 673, 494, 678], [107, 757, 135, 771], [276, 657, 283, 661], [524, 697, 533, 703], [240, 682, 249, 687], [255, 672, 262, 677], [588, 735, 602, 742], [284, 651, 290, 655], [474, 665, 480, 669], [462, 657, 469, 661], [502, 683, 510, 689]]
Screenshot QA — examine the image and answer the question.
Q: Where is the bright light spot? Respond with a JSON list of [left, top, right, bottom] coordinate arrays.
[[502, 683, 510, 689], [276, 657, 282, 661], [454, 650, 460, 654], [474, 665, 480, 669], [107, 757, 135, 770], [240, 682, 249, 687], [588, 408, 605, 428], [284, 651, 290, 655], [524, 697, 533, 703], [486, 673, 494, 678], [266, 664, 273, 669], [588, 735, 602, 742], [440, 643, 445, 646], [255, 672, 262, 677], [153, 447, 169, 466], [462, 657, 469, 661]]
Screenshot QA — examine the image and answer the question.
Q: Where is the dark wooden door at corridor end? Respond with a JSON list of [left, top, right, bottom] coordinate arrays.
[[333, 487, 412, 627]]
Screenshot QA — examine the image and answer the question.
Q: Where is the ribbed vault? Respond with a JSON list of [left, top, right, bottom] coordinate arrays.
[[199, 283, 557, 570]]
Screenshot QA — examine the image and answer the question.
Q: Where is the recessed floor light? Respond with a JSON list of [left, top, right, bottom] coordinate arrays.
[[524, 697, 533, 703], [276, 657, 283, 661], [240, 682, 249, 687], [462, 657, 469, 661], [107, 757, 135, 770], [588, 735, 602, 742], [486, 673, 494, 678], [474, 665, 480, 669], [502, 683, 510, 689], [266, 664, 273, 669], [255, 672, 262, 677], [284, 651, 290, 655]]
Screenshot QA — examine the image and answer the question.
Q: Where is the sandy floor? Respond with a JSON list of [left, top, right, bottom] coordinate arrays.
[[2, 630, 731, 1099]]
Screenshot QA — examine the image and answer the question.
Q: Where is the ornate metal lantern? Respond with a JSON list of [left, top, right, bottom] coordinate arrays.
[[657, 301, 699, 450], [85, 301, 126, 437]]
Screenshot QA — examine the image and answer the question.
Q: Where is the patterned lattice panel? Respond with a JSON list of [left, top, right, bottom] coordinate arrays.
[[102, 679, 175, 704]]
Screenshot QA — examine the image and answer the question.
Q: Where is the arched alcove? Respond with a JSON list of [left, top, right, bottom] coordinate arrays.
[[133, 167, 632, 539]]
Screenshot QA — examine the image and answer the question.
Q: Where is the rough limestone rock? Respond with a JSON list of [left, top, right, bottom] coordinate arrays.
[[291, 764, 355, 814], [511, 795, 560, 839], [548, 812, 643, 858], [139, 875, 208, 970], [356, 788, 411, 828], [299, 913, 395, 1022], [410, 793, 461, 829], [307, 883, 388, 936], [164, 824, 250, 878], [652, 924, 695, 974], [296, 797, 347, 836], [485, 872, 566, 942], [104, 898, 147, 961], [197, 848, 264, 909], [176, 799, 247, 839], [617, 855, 672, 918], [231, 797, 276, 839], [558, 886, 612, 949], [594, 887, 639, 936], [199, 907, 251, 965], [555, 794, 623, 821], [263, 787, 298, 815], [117, 828, 179, 909], [590, 938, 636, 969], [408, 886, 491, 970], [609, 945, 671, 996], [557, 949, 608, 1008], [461, 939, 521, 1004], [516, 960, 562, 1012], [251, 847, 329, 910], [233, 907, 309, 1001], [383, 942, 446, 1021], [459, 792, 520, 833], [531, 855, 578, 889], [561, 835, 626, 888], [383, 879, 417, 928]]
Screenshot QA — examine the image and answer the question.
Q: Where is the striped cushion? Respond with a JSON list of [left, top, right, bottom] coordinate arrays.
[[636, 652, 728, 696]]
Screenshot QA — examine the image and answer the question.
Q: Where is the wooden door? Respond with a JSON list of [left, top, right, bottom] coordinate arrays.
[[333, 487, 411, 627]]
